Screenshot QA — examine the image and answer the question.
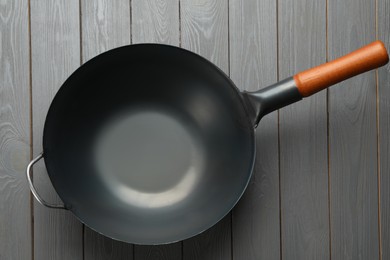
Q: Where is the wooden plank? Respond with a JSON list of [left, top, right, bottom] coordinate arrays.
[[131, 0, 182, 258], [132, 0, 179, 44], [378, 0, 390, 259], [229, 0, 280, 259], [30, 1, 83, 259], [278, 0, 329, 259], [328, 0, 379, 259], [180, 0, 228, 73], [80, 1, 133, 259], [84, 227, 133, 260], [180, 1, 230, 259], [81, 0, 131, 62], [135, 244, 182, 260], [183, 216, 231, 260], [0, 0, 31, 259]]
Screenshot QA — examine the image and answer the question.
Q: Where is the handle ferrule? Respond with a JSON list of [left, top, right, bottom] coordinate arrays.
[[243, 77, 302, 126]]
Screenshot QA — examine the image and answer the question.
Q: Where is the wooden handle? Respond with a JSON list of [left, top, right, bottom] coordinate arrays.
[[294, 40, 389, 97]]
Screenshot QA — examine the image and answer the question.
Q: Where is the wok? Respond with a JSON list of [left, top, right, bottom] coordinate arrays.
[[27, 41, 388, 244]]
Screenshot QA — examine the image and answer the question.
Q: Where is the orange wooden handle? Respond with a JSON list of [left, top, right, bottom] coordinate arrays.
[[294, 40, 389, 97]]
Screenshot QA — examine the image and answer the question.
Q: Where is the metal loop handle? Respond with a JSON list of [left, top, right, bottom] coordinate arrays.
[[26, 153, 66, 209]]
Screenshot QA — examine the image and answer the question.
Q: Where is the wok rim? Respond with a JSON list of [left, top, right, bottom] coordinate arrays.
[[41, 43, 257, 244]]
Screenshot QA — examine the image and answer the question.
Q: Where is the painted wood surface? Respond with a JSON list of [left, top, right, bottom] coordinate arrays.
[[84, 227, 133, 260], [81, 0, 131, 62], [180, 1, 230, 259], [378, 0, 390, 259], [229, 0, 280, 259], [0, 0, 31, 259], [30, 1, 83, 259], [132, 0, 179, 45], [135, 244, 182, 260], [1, 0, 389, 259], [328, 0, 379, 259], [80, 1, 133, 258], [278, 0, 329, 259]]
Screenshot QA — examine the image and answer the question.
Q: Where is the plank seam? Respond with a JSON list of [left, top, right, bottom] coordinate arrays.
[[375, 0, 382, 258], [276, 0, 282, 259], [28, 0, 34, 259], [374, 7, 381, 257], [79, 0, 83, 65], [178, 0, 182, 47], [326, 0, 332, 259], [177, 1, 184, 258], [78, 2, 85, 259], [129, 0, 135, 257], [130, 0, 133, 45], [227, 0, 231, 78], [227, 1, 234, 259]]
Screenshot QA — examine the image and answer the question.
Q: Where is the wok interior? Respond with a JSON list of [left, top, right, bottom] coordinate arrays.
[[43, 45, 255, 244]]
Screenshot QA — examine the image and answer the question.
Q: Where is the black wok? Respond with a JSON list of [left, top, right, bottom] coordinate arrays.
[[27, 41, 388, 244]]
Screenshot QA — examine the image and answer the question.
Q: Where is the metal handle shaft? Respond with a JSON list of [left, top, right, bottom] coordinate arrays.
[[26, 153, 66, 209]]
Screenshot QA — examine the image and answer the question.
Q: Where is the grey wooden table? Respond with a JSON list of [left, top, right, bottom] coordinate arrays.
[[1, 0, 389, 259]]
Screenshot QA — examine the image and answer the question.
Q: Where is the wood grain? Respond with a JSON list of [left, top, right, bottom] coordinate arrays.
[[328, 0, 379, 259], [131, 0, 182, 258], [80, 1, 133, 258], [278, 0, 329, 259], [81, 0, 131, 62], [132, 0, 179, 44], [180, 1, 230, 259], [30, 1, 83, 259], [378, 0, 390, 259], [134, 244, 182, 260], [0, 0, 31, 259], [229, 0, 280, 259], [180, 0, 228, 73], [84, 227, 133, 260], [183, 216, 231, 260]]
